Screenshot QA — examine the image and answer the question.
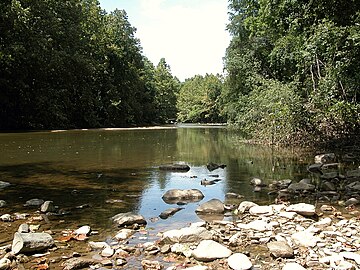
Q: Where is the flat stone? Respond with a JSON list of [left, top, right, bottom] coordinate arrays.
[[159, 164, 190, 172], [227, 253, 253, 270], [267, 241, 294, 258], [291, 230, 320, 247], [192, 240, 232, 262], [111, 212, 147, 226], [25, 199, 44, 207], [162, 226, 212, 244], [286, 203, 315, 216], [196, 199, 224, 214], [282, 262, 306, 270], [287, 182, 315, 192], [62, 258, 96, 270], [249, 205, 273, 216]]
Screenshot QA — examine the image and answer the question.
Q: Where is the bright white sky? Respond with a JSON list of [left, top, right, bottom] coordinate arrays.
[[98, 0, 230, 81]]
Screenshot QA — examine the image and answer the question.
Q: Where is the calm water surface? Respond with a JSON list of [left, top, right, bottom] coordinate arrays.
[[0, 126, 313, 236]]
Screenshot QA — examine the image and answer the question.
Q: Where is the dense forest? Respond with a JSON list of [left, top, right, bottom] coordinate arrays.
[[1, 0, 360, 145]]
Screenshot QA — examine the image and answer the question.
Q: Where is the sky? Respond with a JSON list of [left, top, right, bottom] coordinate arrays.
[[98, 0, 231, 81]]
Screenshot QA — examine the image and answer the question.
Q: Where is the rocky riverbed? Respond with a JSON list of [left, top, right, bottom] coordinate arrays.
[[1, 153, 360, 269]]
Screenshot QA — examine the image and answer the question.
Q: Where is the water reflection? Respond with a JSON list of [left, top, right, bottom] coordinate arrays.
[[0, 126, 312, 233]]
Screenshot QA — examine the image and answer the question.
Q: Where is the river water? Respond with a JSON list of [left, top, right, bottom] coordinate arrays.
[[0, 125, 313, 241]]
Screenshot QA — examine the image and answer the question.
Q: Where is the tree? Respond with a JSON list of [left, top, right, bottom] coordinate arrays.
[[177, 74, 224, 123], [154, 58, 179, 123]]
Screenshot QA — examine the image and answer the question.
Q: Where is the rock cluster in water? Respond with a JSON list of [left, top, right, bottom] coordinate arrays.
[[1, 156, 360, 269]]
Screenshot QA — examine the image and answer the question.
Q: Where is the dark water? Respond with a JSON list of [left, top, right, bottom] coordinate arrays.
[[0, 125, 313, 237]]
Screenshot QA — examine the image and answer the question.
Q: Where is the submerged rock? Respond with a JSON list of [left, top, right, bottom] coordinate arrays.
[[62, 257, 96, 270], [0, 181, 10, 189], [24, 199, 44, 207], [162, 189, 204, 204], [159, 164, 190, 172], [206, 162, 226, 172], [111, 212, 147, 227], [159, 207, 184, 219]]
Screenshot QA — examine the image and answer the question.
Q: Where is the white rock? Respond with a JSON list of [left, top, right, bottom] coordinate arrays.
[[227, 253, 253, 270], [291, 230, 320, 247], [162, 226, 212, 243], [313, 217, 332, 228], [74, 225, 91, 235], [101, 246, 114, 257], [0, 258, 11, 270], [115, 229, 134, 240], [340, 252, 360, 264], [278, 211, 297, 219], [171, 243, 192, 257], [249, 205, 273, 216], [237, 201, 258, 214], [0, 214, 11, 222], [192, 240, 232, 262], [282, 262, 306, 270], [242, 220, 272, 232], [286, 203, 315, 216]]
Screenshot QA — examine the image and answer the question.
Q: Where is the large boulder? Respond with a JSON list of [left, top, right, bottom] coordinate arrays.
[[196, 199, 224, 214], [192, 240, 232, 262], [12, 232, 54, 254], [111, 212, 147, 227], [162, 189, 204, 204]]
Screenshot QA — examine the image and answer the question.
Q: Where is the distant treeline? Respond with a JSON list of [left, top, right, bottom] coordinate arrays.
[[1, 0, 360, 146]]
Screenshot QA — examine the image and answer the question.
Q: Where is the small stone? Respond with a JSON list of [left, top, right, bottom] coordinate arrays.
[[18, 223, 29, 233], [250, 178, 263, 186], [0, 181, 10, 189], [89, 241, 110, 250], [74, 225, 91, 235], [40, 201, 56, 213], [0, 257, 11, 270], [1, 214, 11, 222], [0, 200, 6, 208], [227, 253, 253, 270], [141, 260, 162, 270], [267, 241, 294, 258], [115, 228, 134, 240], [101, 246, 114, 257], [62, 258, 96, 270], [111, 212, 147, 227]]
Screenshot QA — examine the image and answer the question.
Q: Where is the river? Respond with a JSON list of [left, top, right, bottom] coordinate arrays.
[[0, 125, 313, 235]]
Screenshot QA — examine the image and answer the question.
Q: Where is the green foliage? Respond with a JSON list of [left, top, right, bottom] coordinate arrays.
[[0, 0, 174, 129], [177, 74, 225, 123], [154, 58, 180, 123], [224, 0, 360, 144]]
